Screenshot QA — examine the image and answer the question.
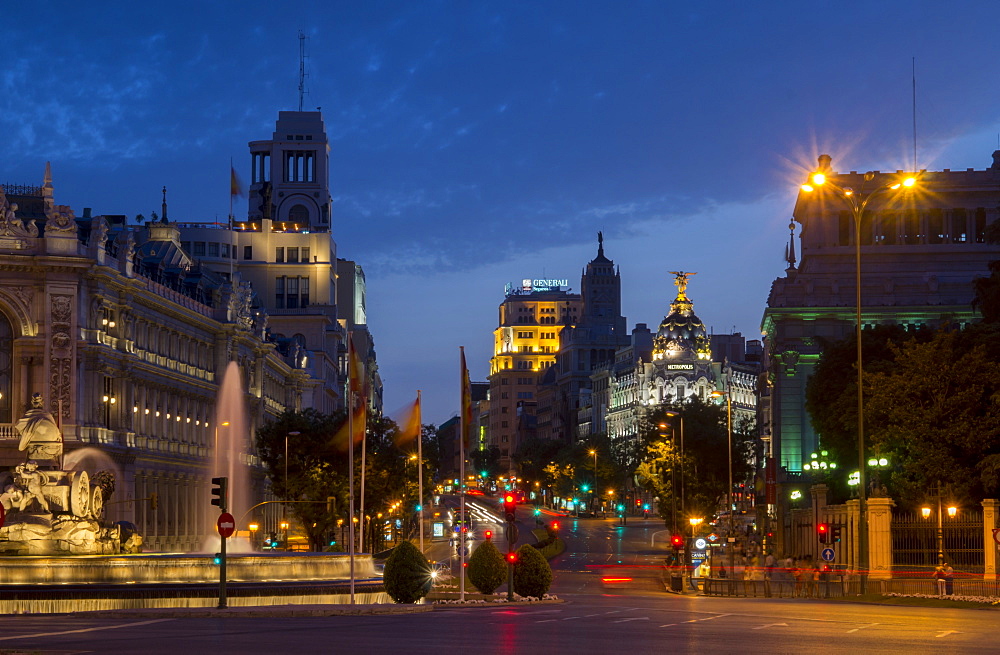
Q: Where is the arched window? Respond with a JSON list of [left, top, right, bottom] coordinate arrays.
[[288, 204, 310, 224]]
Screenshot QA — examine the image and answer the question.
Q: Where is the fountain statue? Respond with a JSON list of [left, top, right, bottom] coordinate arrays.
[[0, 393, 127, 555]]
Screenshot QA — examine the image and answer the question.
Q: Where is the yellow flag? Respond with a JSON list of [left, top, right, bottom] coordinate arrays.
[[394, 395, 421, 446]]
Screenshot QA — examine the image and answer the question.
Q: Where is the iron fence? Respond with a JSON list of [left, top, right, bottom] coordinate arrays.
[[891, 509, 983, 574]]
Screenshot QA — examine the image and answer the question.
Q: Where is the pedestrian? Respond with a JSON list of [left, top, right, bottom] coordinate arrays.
[[943, 562, 955, 596], [934, 564, 946, 595], [792, 557, 803, 597], [764, 552, 776, 598]]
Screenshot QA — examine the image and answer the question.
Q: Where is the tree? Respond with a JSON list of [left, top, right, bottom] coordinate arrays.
[[470, 445, 503, 481], [864, 329, 1000, 506], [468, 539, 507, 594], [383, 540, 432, 603], [257, 409, 348, 551], [513, 543, 553, 598]]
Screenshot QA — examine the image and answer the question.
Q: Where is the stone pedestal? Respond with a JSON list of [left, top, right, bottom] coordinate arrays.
[[867, 496, 895, 580], [983, 499, 998, 580]]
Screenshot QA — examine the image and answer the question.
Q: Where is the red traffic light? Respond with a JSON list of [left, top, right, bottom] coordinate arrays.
[[504, 494, 515, 504], [670, 534, 684, 548], [507, 552, 517, 563], [551, 521, 560, 531], [503, 494, 517, 522], [484, 530, 493, 540], [817, 523, 829, 534]]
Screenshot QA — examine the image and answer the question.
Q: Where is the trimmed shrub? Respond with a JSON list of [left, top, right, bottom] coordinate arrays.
[[383, 540, 432, 603], [513, 542, 553, 598], [468, 539, 507, 594]]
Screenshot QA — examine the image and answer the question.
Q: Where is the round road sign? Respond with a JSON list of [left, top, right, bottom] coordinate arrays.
[[821, 547, 835, 562], [217, 512, 235, 539]]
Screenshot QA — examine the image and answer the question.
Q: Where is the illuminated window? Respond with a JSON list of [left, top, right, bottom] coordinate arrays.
[[275, 247, 284, 262]]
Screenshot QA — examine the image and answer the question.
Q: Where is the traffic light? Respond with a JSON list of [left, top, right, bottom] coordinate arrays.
[[213, 552, 223, 565], [150, 492, 159, 510], [670, 534, 684, 549], [210, 476, 228, 512], [831, 525, 842, 543], [551, 521, 560, 531], [507, 552, 517, 563], [484, 530, 493, 540], [415, 503, 423, 512], [817, 522, 829, 543], [533, 507, 541, 516], [581, 484, 590, 492], [635, 498, 641, 507], [503, 493, 516, 522]]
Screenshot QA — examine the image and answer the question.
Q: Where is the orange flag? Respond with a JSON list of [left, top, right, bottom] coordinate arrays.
[[394, 395, 421, 446]]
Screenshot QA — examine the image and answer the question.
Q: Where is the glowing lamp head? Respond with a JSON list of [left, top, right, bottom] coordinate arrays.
[[947, 506, 958, 518], [810, 172, 826, 186], [902, 176, 916, 187], [921, 507, 932, 519]]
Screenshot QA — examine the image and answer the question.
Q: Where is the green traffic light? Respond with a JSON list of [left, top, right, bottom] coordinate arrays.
[[533, 508, 541, 516], [415, 504, 423, 512], [581, 484, 590, 492]]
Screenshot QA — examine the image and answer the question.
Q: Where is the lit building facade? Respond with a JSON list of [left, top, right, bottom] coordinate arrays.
[[488, 280, 582, 467], [762, 152, 1000, 475]]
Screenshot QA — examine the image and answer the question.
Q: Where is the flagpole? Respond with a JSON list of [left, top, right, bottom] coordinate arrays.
[[417, 390, 424, 554], [360, 391, 366, 554], [459, 347, 467, 602], [347, 348, 356, 604]]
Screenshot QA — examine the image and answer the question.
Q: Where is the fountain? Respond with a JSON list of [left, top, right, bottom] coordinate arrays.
[[0, 386, 384, 613]]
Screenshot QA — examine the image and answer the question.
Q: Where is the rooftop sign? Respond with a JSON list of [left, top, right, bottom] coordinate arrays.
[[505, 278, 570, 295]]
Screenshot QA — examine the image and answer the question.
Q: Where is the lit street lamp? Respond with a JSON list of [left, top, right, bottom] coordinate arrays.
[[589, 449, 598, 512], [922, 482, 957, 567], [665, 411, 685, 515], [801, 158, 916, 590], [711, 388, 734, 581]]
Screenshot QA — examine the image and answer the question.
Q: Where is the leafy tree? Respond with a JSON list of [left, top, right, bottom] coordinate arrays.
[[865, 329, 1000, 506], [257, 409, 348, 551], [973, 219, 1000, 322], [383, 540, 432, 603], [513, 437, 562, 488], [470, 445, 503, 480], [805, 324, 934, 500], [468, 539, 507, 594], [513, 543, 553, 598]]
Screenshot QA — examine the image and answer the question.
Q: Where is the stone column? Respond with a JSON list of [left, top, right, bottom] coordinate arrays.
[[982, 499, 998, 580], [866, 496, 895, 580], [846, 499, 859, 572]]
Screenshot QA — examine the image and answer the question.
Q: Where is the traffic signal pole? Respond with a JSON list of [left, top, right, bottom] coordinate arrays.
[[211, 476, 229, 609]]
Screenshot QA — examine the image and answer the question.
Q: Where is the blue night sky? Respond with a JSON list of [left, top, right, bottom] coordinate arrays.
[[4, 2, 1000, 425]]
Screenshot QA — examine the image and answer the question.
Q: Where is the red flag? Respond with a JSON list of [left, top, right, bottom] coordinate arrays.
[[461, 347, 472, 449], [394, 395, 421, 446], [230, 166, 244, 197]]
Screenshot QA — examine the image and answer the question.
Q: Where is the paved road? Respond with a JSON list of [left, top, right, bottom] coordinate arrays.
[[1, 593, 994, 654], [4, 504, 998, 653]]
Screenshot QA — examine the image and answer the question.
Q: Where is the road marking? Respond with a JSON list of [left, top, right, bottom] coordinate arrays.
[[699, 614, 731, 622], [847, 623, 879, 633], [936, 630, 960, 638], [659, 623, 678, 628], [752, 622, 788, 630], [0, 618, 174, 642], [535, 619, 558, 623], [561, 616, 581, 621], [613, 617, 649, 624]]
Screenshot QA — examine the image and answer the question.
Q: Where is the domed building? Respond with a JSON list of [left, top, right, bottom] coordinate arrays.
[[645, 271, 715, 405]]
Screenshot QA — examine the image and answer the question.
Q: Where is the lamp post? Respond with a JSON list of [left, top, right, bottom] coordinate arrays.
[[689, 517, 704, 591], [922, 481, 957, 567], [659, 422, 677, 532], [283, 431, 301, 550], [665, 411, 685, 515], [801, 160, 916, 590], [712, 389, 734, 580], [589, 449, 597, 512]]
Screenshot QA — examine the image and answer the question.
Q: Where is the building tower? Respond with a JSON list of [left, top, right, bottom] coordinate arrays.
[[488, 279, 583, 469]]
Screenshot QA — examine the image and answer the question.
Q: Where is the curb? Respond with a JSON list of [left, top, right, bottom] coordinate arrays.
[[77, 603, 433, 619]]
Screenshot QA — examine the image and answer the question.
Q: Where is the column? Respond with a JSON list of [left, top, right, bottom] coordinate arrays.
[[846, 499, 859, 572], [866, 496, 895, 581], [982, 499, 998, 580]]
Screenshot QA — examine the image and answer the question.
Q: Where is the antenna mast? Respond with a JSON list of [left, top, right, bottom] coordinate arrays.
[[912, 57, 917, 172], [298, 31, 307, 112]]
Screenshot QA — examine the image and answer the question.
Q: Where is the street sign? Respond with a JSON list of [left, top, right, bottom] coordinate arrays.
[[217, 512, 235, 539], [505, 522, 519, 545], [821, 547, 835, 562]]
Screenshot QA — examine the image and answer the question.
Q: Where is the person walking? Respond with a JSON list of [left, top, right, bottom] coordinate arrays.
[[943, 562, 955, 595], [763, 552, 776, 598], [934, 565, 946, 596]]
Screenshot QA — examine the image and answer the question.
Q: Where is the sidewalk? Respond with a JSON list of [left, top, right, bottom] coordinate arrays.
[[79, 603, 433, 619]]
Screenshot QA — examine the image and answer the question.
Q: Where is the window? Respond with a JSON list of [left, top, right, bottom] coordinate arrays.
[[283, 150, 316, 182], [275, 247, 284, 263], [288, 204, 309, 224], [500, 392, 509, 399], [286, 277, 299, 309], [243, 246, 252, 260], [299, 276, 309, 307], [222, 244, 230, 258], [517, 331, 532, 339], [951, 209, 968, 243], [301, 247, 310, 262], [208, 242, 219, 257], [193, 242, 206, 256], [501, 421, 509, 429], [275, 277, 285, 309], [501, 407, 508, 413], [501, 377, 509, 385], [287, 247, 299, 263], [516, 392, 534, 399], [976, 208, 987, 243]]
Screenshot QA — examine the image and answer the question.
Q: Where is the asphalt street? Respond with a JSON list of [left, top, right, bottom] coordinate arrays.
[[1, 505, 997, 654]]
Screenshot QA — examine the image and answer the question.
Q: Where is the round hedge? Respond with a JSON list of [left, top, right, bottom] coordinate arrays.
[[468, 539, 507, 594], [383, 540, 432, 603], [513, 542, 553, 598]]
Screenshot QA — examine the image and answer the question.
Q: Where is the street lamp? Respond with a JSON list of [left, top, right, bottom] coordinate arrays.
[[711, 389, 734, 580], [588, 449, 597, 511], [688, 517, 704, 590], [665, 411, 685, 514], [658, 422, 677, 532], [801, 158, 916, 589], [922, 482, 957, 566]]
